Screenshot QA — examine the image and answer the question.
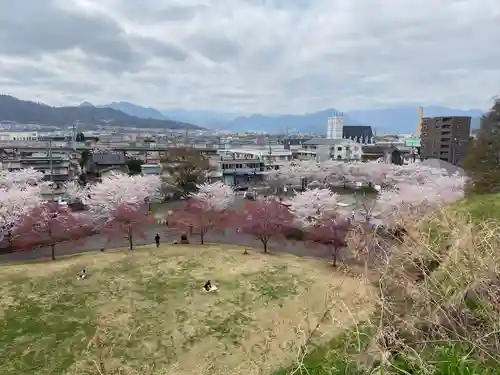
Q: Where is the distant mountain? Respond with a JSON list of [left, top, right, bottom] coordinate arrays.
[[0, 95, 200, 129], [224, 109, 360, 133], [92, 101, 485, 134], [348, 106, 484, 134], [160, 109, 240, 128], [220, 106, 484, 134], [99, 103, 239, 128], [102, 101, 166, 120]]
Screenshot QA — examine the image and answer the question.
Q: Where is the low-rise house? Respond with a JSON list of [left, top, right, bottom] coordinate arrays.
[[84, 152, 128, 179], [141, 163, 163, 175]]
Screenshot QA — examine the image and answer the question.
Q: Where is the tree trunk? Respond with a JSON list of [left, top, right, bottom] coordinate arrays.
[[128, 224, 133, 250], [262, 239, 268, 253], [49, 227, 55, 260], [200, 230, 204, 245], [332, 246, 338, 267]]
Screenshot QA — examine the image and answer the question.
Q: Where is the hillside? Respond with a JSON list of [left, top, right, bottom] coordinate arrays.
[[0, 95, 201, 130], [103, 101, 166, 120]]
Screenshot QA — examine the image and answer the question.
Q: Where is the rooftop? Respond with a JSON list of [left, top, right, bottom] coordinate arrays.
[[91, 152, 126, 165], [303, 138, 354, 146]]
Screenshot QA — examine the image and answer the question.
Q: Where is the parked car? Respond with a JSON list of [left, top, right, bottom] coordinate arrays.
[[243, 192, 255, 201]]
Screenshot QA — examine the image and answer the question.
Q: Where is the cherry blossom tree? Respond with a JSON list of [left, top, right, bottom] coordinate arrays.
[[285, 188, 340, 226], [267, 159, 467, 228], [0, 167, 45, 188], [305, 216, 351, 267], [288, 188, 351, 266], [80, 172, 162, 250], [265, 159, 343, 192], [377, 172, 466, 220], [169, 182, 235, 244], [190, 182, 236, 210], [235, 198, 293, 252], [0, 169, 46, 249], [0, 184, 43, 247], [11, 203, 92, 260]]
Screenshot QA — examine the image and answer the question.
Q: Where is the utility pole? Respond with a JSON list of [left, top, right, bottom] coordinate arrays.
[[72, 121, 78, 151], [48, 139, 55, 201]]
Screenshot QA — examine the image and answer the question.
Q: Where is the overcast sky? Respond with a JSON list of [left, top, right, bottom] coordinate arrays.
[[0, 0, 499, 114]]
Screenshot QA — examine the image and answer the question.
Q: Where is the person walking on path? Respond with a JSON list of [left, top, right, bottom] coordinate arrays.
[[155, 233, 160, 248]]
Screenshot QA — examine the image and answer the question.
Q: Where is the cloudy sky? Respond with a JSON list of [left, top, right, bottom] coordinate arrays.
[[0, 0, 499, 114]]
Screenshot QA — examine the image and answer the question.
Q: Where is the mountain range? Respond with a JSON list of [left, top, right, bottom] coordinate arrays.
[[0, 95, 200, 130], [0, 95, 484, 134], [103, 101, 483, 134]]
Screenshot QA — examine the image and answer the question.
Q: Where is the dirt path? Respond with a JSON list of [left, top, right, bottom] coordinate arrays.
[[0, 224, 340, 263]]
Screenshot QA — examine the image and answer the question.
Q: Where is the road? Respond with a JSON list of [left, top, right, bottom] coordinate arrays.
[[0, 223, 341, 263]]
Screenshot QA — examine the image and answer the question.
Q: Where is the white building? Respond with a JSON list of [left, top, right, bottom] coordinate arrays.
[[219, 147, 293, 169], [298, 138, 363, 161], [326, 114, 344, 139], [208, 154, 265, 186], [0, 131, 38, 141]]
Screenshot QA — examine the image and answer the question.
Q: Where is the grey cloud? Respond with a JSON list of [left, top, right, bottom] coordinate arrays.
[[1, 0, 499, 113], [0, 0, 186, 74], [1, 65, 57, 83], [160, 5, 208, 20], [116, 3, 208, 22], [0, 1, 132, 60], [47, 81, 101, 95], [132, 37, 188, 62], [185, 35, 240, 63]]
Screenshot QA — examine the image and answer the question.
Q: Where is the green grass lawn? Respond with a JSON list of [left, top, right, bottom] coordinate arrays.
[[452, 192, 500, 221], [0, 244, 374, 375]]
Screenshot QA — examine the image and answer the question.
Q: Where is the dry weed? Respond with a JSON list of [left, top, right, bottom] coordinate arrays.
[[350, 208, 500, 372]]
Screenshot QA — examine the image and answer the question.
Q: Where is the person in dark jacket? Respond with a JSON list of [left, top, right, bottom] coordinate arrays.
[[155, 233, 160, 247]]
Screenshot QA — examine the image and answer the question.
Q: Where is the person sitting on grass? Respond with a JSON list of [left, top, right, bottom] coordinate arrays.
[[76, 268, 87, 280], [180, 234, 190, 244], [204, 280, 218, 292]]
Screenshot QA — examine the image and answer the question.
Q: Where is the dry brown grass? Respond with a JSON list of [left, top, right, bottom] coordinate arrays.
[[0, 244, 374, 375], [346, 207, 500, 373]]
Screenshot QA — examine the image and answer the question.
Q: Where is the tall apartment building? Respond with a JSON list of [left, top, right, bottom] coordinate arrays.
[[326, 114, 344, 139], [420, 116, 471, 165]]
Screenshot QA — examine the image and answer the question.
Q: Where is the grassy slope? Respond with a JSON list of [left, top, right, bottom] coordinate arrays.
[[452, 192, 500, 221], [0, 244, 374, 375], [274, 193, 500, 375]]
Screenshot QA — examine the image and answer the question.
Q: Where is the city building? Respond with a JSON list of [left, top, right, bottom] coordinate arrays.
[[219, 147, 292, 169], [361, 144, 413, 164], [141, 163, 163, 175], [0, 131, 38, 141], [420, 116, 471, 165], [0, 151, 80, 190], [84, 152, 128, 178], [327, 114, 344, 139], [208, 154, 265, 186], [416, 106, 423, 135], [299, 138, 363, 161], [343, 126, 374, 143]]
